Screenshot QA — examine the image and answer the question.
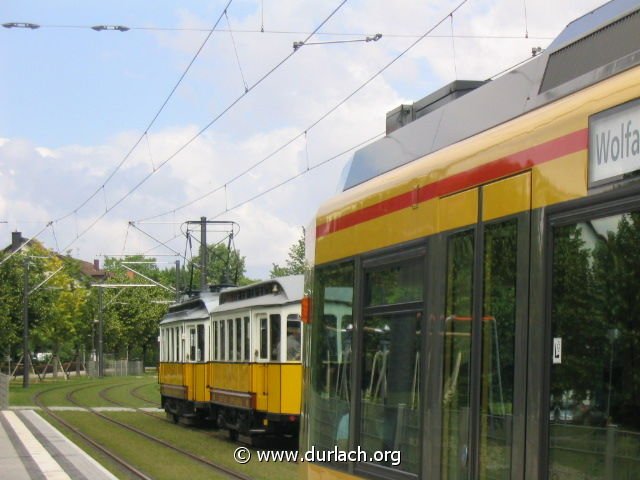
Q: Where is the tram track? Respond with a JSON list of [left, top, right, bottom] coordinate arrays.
[[65, 384, 254, 480], [33, 385, 155, 480], [129, 383, 160, 407]]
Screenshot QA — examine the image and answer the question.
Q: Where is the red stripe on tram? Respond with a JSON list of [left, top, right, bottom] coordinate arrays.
[[316, 128, 588, 239]]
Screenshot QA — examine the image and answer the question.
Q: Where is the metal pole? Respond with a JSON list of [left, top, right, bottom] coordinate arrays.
[[175, 259, 180, 302], [22, 257, 29, 388], [98, 287, 104, 378], [200, 216, 207, 291]]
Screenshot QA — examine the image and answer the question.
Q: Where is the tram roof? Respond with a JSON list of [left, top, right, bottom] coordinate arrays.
[[159, 291, 220, 325], [212, 275, 304, 314], [341, 0, 640, 191]]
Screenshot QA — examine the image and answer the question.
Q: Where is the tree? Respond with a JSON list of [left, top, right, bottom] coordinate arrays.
[[187, 242, 253, 288], [31, 254, 91, 376], [0, 242, 78, 366], [102, 256, 173, 364], [270, 230, 307, 278]]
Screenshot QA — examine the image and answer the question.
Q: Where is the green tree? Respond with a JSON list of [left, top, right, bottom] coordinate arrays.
[[101, 256, 173, 364], [31, 254, 92, 376], [188, 242, 253, 288], [270, 231, 307, 278], [0, 242, 74, 365]]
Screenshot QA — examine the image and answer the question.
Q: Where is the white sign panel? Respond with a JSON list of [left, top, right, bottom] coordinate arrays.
[[552, 337, 562, 364], [589, 98, 640, 185]]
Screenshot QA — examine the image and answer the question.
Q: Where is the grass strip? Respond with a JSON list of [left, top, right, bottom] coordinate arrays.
[[56, 411, 229, 480]]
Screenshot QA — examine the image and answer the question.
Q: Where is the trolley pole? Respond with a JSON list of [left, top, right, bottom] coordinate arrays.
[[200, 216, 207, 291], [22, 257, 30, 388], [175, 259, 180, 302]]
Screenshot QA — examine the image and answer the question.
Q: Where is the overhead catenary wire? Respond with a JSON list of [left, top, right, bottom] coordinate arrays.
[[224, 9, 249, 92], [56, 0, 348, 255], [134, 0, 470, 224], [0, 221, 52, 266], [4, 22, 552, 41], [53, 0, 234, 225], [209, 131, 385, 219]]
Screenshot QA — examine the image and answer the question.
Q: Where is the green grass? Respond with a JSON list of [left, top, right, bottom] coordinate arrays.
[[55, 411, 228, 480], [10, 375, 299, 480], [9, 374, 158, 408], [105, 412, 298, 480], [101, 381, 160, 408]]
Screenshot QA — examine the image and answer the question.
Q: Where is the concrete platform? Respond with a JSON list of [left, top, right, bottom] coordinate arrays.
[[0, 409, 118, 480]]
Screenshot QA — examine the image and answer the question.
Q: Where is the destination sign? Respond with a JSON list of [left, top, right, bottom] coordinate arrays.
[[590, 98, 640, 185]]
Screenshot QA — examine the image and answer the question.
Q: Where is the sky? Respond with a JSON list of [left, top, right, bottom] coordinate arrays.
[[0, 0, 607, 280]]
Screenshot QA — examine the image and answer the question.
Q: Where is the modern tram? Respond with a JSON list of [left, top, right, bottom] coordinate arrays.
[[158, 275, 303, 438], [301, 1, 640, 479]]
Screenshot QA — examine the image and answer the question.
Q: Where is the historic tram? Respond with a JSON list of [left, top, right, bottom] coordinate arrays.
[[301, 1, 640, 479], [159, 275, 303, 438]]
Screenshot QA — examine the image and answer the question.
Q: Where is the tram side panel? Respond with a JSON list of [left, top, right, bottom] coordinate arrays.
[[159, 362, 187, 401]]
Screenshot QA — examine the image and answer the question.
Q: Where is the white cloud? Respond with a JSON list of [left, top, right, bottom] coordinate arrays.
[[0, 0, 616, 279]]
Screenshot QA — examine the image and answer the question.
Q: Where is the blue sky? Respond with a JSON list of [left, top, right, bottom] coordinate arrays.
[[0, 0, 606, 278]]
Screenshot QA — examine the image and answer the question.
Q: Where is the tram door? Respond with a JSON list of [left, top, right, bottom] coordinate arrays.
[[548, 202, 640, 479], [439, 172, 530, 480]]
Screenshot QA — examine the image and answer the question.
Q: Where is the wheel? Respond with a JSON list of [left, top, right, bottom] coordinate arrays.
[[228, 429, 239, 441]]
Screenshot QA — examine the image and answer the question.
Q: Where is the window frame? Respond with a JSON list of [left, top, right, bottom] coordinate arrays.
[[353, 244, 427, 480], [542, 183, 640, 477]]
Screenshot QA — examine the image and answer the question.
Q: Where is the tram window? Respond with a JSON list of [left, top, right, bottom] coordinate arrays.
[[270, 314, 281, 361], [244, 317, 250, 361], [197, 324, 205, 361], [308, 262, 354, 468], [286, 315, 302, 361], [480, 220, 517, 479], [260, 317, 268, 360], [161, 329, 165, 362], [168, 329, 171, 362], [170, 328, 175, 362], [213, 321, 218, 360], [442, 230, 474, 479], [366, 260, 423, 306], [189, 327, 196, 362], [227, 319, 234, 361], [175, 327, 180, 361], [220, 321, 226, 361], [360, 259, 423, 474], [549, 212, 640, 479], [236, 318, 242, 361]]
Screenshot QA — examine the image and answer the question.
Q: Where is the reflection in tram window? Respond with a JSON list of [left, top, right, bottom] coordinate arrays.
[[244, 317, 250, 361], [189, 327, 196, 362], [227, 319, 233, 361], [442, 230, 474, 480], [220, 321, 226, 361], [308, 263, 354, 470], [550, 212, 640, 479], [480, 220, 517, 479], [236, 318, 242, 361], [270, 314, 281, 361], [361, 258, 423, 474], [260, 317, 267, 360], [197, 324, 205, 361], [286, 315, 302, 361]]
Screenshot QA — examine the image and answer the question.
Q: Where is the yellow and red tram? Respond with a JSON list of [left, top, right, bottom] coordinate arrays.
[[302, 2, 640, 480]]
